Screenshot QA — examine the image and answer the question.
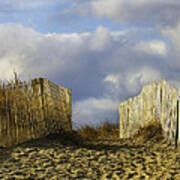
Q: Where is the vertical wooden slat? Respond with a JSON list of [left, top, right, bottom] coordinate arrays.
[[7, 87, 11, 146], [175, 99, 179, 148], [5, 86, 8, 145]]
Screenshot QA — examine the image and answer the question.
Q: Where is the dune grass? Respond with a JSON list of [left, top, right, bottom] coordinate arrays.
[[75, 120, 165, 144], [76, 121, 119, 140], [132, 120, 165, 143]]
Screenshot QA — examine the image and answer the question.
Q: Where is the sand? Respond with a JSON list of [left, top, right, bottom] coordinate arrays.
[[0, 137, 180, 180]]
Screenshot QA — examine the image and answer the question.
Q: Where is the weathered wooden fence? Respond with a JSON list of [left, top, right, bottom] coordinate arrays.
[[0, 77, 72, 147], [119, 80, 180, 146]]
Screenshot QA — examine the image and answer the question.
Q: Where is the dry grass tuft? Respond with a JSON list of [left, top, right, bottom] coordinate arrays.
[[133, 120, 165, 143], [97, 122, 119, 139], [77, 124, 98, 140], [77, 121, 119, 140]]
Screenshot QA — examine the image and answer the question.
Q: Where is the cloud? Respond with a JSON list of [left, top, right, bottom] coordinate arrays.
[[135, 40, 167, 56], [0, 56, 22, 80], [104, 74, 119, 84], [161, 23, 180, 68], [103, 66, 162, 102], [72, 98, 119, 129], [162, 23, 180, 53], [0, 23, 179, 128], [89, 26, 111, 51], [89, 0, 180, 27]]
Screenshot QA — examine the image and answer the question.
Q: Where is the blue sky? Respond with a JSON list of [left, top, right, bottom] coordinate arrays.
[[1, 0, 180, 129]]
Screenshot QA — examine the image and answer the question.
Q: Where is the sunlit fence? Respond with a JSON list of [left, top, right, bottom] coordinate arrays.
[[0, 77, 72, 147], [119, 80, 180, 147]]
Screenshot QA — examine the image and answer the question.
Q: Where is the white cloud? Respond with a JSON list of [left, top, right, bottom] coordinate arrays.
[[45, 32, 90, 40], [135, 40, 167, 55], [104, 74, 119, 84], [110, 30, 128, 41], [0, 23, 93, 81], [89, 26, 111, 51], [131, 67, 162, 85], [104, 67, 162, 102], [0, 56, 22, 80]]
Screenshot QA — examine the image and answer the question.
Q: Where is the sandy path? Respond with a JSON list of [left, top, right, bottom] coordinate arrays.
[[0, 137, 180, 180]]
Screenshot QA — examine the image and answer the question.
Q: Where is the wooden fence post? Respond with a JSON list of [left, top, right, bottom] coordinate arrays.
[[175, 99, 179, 148]]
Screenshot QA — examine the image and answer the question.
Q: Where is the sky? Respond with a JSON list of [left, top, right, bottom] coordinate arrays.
[[1, 0, 180, 129]]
